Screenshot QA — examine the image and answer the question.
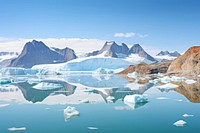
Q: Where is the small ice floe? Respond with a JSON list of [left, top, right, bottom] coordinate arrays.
[[171, 76, 186, 82], [88, 127, 98, 130], [45, 107, 50, 110], [127, 71, 138, 79], [160, 76, 171, 84], [8, 127, 26, 131], [79, 99, 89, 103], [156, 97, 169, 100], [64, 106, 80, 121], [185, 79, 196, 84], [182, 114, 194, 117], [124, 94, 148, 104], [173, 120, 187, 127], [158, 83, 179, 90], [0, 104, 10, 108]]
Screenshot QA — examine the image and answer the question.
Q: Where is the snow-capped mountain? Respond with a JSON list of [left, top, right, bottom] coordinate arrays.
[[155, 50, 181, 61], [0, 52, 19, 67], [86, 41, 156, 62], [9, 40, 77, 68], [157, 51, 181, 57]]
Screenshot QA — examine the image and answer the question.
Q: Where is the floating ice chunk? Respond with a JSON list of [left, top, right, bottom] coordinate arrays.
[[8, 127, 26, 131], [160, 76, 171, 84], [156, 97, 169, 100], [198, 75, 200, 78], [64, 106, 80, 121], [149, 78, 161, 84], [127, 71, 138, 79], [0, 77, 12, 84], [182, 114, 194, 117], [124, 94, 148, 104], [185, 79, 196, 84], [80, 99, 89, 103], [0, 104, 10, 108], [171, 76, 186, 82], [88, 127, 98, 130], [158, 83, 179, 90], [173, 120, 187, 126]]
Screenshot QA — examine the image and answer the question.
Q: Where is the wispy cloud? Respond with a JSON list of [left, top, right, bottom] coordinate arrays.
[[0, 37, 106, 54], [114, 32, 136, 38], [114, 32, 148, 38]]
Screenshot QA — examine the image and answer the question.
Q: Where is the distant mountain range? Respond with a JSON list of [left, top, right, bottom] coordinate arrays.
[[156, 50, 181, 57], [86, 41, 157, 62], [9, 40, 77, 68], [0, 40, 182, 68]]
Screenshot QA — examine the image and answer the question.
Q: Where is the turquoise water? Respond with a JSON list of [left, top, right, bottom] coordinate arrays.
[[0, 75, 200, 133]]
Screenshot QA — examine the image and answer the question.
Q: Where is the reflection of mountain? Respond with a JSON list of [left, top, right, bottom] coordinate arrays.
[[96, 83, 153, 103], [174, 81, 200, 103], [65, 75, 153, 103], [14, 80, 76, 103]]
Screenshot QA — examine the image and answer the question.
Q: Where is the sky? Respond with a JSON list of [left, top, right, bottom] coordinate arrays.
[[0, 0, 200, 55]]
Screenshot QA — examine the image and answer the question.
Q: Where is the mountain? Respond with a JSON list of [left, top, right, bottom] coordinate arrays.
[[168, 46, 200, 77], [128, 44, 156, 61], [86, 41, 156, 62], [52, 47, 77, 61], [157, 51, 181, 57], [9, 40, 77, 68]]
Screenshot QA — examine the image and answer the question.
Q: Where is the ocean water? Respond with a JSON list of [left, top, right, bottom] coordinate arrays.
[[0, 75, 200, 133]]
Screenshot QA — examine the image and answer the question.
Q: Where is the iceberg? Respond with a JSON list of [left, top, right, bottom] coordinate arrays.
[[0, 67, 25, 75], [124, 94, 148, 104], [173, 120, 187, 126], [8, 127, 26, 131], [0, 77, 12, 84], [64, 106, 80, 121], [185, 79, 196, 84], [61, 57, 132, 71]]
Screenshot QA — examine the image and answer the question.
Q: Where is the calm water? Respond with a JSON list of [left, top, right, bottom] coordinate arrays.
[[0, 75, 200, 133]]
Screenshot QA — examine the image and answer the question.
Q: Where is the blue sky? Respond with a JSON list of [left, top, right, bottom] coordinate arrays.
[[0, 0, 200, 53]]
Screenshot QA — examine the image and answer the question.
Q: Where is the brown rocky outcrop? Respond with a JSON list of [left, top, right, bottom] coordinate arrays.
[[174, 80, 200, 103], [117, 60, 172, 76], [168, 46, 200, 77]]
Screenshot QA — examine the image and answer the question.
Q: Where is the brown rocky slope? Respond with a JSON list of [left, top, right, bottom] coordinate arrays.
[[167, 46, 200, 77]]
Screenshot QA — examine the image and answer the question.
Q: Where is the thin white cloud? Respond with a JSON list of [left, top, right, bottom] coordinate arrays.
[[114, 32, 148, 38], [0, 37, 106, 55], [114, 32, 136, 38]]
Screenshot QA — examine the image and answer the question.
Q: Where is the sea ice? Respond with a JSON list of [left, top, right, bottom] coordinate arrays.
[[64, 106, 80, 121], [124, 94, 148, 104], [182, 114, 194, 117], [185, 79, 196, 84], [158, 83, 179, 90], [173, 120, 187, 126], [33, 82, 63, 90], [8, 127, 26, 131]]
